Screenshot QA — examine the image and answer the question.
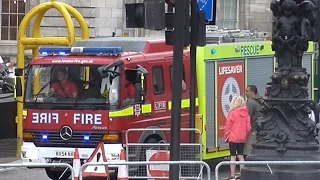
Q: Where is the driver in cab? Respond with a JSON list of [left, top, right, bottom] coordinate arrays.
[[50, 68, 78, 98]]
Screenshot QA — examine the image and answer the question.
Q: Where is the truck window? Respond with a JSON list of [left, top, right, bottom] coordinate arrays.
[[170, 65, 187, 91], [123, 68, 148, 106], [153, 66, 165, 95], [24, 64, 121, 109]]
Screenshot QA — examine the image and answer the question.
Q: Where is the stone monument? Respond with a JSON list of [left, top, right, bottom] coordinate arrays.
[[241, 0, 320, 179]]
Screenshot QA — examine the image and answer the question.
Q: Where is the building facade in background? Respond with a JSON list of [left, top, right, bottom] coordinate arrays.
[[0, 0, 27, 61], [0, 0, 272, 62], [217, 0, 272, 32]]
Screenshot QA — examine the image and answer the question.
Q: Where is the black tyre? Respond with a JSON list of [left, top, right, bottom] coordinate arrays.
[[45, 168, 71, 180]]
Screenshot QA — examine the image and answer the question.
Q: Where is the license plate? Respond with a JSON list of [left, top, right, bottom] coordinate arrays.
[[54, 151, 74, 158]]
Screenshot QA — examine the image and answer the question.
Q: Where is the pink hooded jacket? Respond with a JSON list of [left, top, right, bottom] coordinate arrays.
[[224, 106, 252, 143]]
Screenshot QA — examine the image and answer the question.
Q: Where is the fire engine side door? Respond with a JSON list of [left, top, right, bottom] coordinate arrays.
[[165, 56, 190, 129], [148, 59, 171, 128]]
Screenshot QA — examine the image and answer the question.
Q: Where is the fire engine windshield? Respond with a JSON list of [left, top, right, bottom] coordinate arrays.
[[24, 64, 121, 108]]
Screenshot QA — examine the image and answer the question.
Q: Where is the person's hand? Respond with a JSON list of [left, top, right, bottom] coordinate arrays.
[[225, 138, 229, 143], [48, 91, 58, 97]]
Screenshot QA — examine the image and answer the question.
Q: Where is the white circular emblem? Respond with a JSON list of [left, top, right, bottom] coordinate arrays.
[[221, 76, 241, 118]]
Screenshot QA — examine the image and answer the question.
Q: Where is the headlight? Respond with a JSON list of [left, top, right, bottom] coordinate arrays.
[[26, 150, 38, 159]]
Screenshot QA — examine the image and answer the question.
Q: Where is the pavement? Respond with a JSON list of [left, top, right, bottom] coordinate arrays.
[[0, 93, 15, 103], [0, 166, 231, 180], [0, 138, 18, 164], [0, 161, 232, 180], [0, 138, 232, 179]]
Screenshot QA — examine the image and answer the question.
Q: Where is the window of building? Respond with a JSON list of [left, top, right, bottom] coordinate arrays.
[[1, 0, 26, 40], [170, 65, 187, 92], [218, 0, 237, 29], [153, 66, 165, 94]]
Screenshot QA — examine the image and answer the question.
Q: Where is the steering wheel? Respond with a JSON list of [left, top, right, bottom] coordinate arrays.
[[47, 91, 58, 98]]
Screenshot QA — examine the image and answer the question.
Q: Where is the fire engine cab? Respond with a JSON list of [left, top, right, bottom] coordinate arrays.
[[17, 37, 192, 180]]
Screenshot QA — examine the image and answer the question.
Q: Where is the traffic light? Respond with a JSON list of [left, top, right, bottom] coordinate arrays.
[[125, 0, 166, 30], [164, 6, 206, 47], [164, 13, 190, 46], [196, 10, 207, 47]]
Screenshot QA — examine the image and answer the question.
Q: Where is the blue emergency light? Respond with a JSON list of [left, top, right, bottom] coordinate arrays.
[[77, 47, 123, 54], [83, 135, 90, 141], [42, 134, 48, 140], [39, 48, 72, 56], [39, 47, 123, 56]]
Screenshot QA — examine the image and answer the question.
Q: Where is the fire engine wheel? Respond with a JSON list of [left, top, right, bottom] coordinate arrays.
[[45, 168, 71, 180]]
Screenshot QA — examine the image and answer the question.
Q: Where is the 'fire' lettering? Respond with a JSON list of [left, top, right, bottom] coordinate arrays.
[[73, 114, 102, 125], [32, 113, 59, 124]]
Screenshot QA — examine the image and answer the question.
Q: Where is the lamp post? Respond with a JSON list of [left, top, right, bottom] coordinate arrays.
[[241, 0, 320, 179]]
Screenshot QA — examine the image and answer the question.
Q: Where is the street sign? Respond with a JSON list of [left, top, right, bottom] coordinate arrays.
[[146, 150, 170, 178], [82, 142, 109, 177], [206, 25, 218, 32], [197, 0, 214, 22]]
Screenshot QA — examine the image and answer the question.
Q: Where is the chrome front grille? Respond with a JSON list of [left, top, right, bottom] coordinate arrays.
[[32, 132, 103, 148]]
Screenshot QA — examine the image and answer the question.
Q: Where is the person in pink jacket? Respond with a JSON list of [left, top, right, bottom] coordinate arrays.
[[224, 96, 252, 180]]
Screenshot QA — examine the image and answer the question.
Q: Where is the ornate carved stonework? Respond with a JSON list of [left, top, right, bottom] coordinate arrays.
[[241, 0, 320, 179], [255, 99, 318, 153]]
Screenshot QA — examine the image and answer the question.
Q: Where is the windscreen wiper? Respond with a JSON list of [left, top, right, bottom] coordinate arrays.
[[33, 81, 51, 106], [73, 77, 97, 107]]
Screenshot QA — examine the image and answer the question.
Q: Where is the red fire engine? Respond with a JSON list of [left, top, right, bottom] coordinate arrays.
[[16, 38, 193, 180]]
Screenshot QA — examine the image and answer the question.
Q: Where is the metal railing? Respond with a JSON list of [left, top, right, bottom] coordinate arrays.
[[215, 160, 320, 180], [79, 161, 211, 180], [0, 163, 74, 179], [125, 128, 202, 178], [125, 128, 202, 145]]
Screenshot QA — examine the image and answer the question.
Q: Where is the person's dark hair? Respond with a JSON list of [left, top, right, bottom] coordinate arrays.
[[56, 68, 67, 75], [247, 85, 258, 95]]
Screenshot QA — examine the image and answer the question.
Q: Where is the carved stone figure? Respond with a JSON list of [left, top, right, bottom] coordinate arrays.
[[241, 0, 320, 179], [271, 0, 315, 71]]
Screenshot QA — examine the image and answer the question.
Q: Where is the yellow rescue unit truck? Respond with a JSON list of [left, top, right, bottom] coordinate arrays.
[[196, 41, 315, 160]]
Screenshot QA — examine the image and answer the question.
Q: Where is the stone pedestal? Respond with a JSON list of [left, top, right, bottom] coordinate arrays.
[[242, 97, 320, 180], [242, 149, 320, 180]]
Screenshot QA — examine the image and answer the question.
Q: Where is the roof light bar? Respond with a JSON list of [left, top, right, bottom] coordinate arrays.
[[71, 47, 123, 54], [39, 48, 71, 56], [39, 47, 123, 56]]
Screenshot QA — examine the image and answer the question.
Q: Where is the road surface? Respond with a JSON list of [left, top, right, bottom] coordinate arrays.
[[0, 162, 232, 180]]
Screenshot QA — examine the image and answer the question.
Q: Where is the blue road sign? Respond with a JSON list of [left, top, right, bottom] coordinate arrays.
[[197, 0, 214, 21]]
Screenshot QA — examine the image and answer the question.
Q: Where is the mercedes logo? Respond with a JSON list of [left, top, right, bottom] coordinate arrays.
[[60, 126, 73, 141]]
